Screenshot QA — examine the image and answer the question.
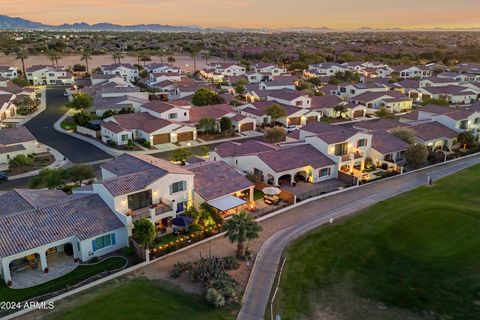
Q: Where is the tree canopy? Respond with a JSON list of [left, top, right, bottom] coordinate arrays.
[[67, 93, 93, 110], [222, 211, 262, 259]]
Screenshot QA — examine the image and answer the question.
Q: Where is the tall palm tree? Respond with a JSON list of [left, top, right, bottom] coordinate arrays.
[[190, 49, 199, 72], [81, 50, 92, 74], [15, 49, 28, 79], [222, 211, 262, 259], [112, 52, 124, 64], [201, 50, 210, 65], [47, 50, 61, 67], [158, 50, 165, 63], [46, 50, 57, 67]]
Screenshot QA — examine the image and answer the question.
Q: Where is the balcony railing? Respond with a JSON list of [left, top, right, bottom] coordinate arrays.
[[128, 202, 173, 222], [340, 151, 364, 162]]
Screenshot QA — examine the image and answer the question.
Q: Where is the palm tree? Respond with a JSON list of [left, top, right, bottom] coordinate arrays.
[[112, 52, 123, 64], [47, 50, 61, 67], [46, 50, 57, 67], [201, 50, 210, 65], [81, 50, 92, 74], [158, 50, 166, 63], [190, 49, 199, 72], [139, 52, 151, 66], [222, 211, 262, 259], [15, 49, 28, 79]]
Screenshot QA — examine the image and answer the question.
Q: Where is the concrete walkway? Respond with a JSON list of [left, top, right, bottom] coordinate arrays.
[[236, 154, 480, 320]]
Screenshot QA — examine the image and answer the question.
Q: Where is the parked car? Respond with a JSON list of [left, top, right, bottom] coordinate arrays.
[[0, 172, 8, 182], [286, 125, 298, 133]]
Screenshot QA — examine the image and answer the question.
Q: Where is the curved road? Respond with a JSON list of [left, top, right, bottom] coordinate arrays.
[[24, 88, 111, 163], [237, 154, 480, 320]]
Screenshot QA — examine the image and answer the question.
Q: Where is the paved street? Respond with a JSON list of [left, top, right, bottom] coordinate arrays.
[[236, 154, 480, 320], [24, 88, 112, 163]]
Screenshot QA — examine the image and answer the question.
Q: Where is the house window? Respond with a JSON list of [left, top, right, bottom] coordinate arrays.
[[319, 168, 331, 177], [474, 118, 480, 124], [121, 134, 128, 142], [92, 233, 116, 252], [176, 202, 186, 213], [128, 190, 152, 211], [168, 113, 178, 119], [170, 181, 186, 193], [334, 143, 348, 156], [459, 120, 468, 130], [357, 139, 367, 147]]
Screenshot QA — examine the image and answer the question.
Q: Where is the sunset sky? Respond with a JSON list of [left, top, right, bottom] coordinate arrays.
[[2, 0, 480, 29]]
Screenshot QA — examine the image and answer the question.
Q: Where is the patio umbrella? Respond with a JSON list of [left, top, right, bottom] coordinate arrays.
[[171, 216, 194, 227], [262, 187, 281, 195]]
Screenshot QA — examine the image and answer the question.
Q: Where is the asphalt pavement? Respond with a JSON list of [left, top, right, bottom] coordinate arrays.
[[24, 88, 112, 163]]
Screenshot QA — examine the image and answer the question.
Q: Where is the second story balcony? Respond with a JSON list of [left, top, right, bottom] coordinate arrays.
[[128, 201, 173, 222]]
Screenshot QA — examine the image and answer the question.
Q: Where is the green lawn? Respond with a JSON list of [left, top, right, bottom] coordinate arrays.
[[253, 188, 265, 200], [1, 257, 126, 303], [275, 165, 480, 320], [48, 277, 235, 320]]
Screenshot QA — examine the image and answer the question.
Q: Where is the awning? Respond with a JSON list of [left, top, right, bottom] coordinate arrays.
[[207, 195, 246, 212]]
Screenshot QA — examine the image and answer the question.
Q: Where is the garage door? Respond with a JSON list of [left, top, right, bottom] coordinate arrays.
[[177, 131, 194, 142], [306, 116, 317, 123], [152, 133, 170, 144], [240, 122, 254, 132], [353, 110, 364, 118], [289, 117, 301, 125]]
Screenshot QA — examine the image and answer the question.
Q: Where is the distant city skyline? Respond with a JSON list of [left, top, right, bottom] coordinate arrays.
[[2, 0, 480, 30]]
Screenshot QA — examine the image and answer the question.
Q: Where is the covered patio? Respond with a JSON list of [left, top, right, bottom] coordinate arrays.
[[10, 251, 79, 289], [207, 195, 250, 218]]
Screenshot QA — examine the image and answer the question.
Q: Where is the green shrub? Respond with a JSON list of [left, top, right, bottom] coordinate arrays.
[[206, 288, 226, 308]]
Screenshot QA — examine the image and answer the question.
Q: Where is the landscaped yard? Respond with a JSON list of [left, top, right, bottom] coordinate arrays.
[[45, 277, 235, 320], [0, 257, 126, 303], [274, 165, 480, 320]]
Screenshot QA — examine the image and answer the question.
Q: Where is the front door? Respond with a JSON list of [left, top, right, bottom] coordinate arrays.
[[176, 202, 184, 213]]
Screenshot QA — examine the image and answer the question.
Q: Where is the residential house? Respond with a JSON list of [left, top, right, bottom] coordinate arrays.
[[188, 104, 257, 133], [237, 101, 321, 126], [0, 127, 39, 171], [94, 153, 194, 227], [210, 140, 337, 186], [417, 85, 479, 104], [0, 66, 18, 79], [258, 76, 298, 91], [184, 161, 255, 217], [100, 112, 197, 146], [311, 95, 366, 118], [144, 63, 182, 74], [100, 64, 139, 83], [141, 100, 191, 122], [334, 83, 388, 99], [391, 65, 432, 79], [92, 94, 149, 116], [369, 130, 408, 169], [253, 63, 287, 75], [0, 94, 17, 126], [299, 122, 372, 175], [350, 91, 413, 113], [266, 89, 311, 108], [26, 65, 74, 86], [409, 121, 459, 151], [0, 189, 128, 285], [304, 63, 348, 78]]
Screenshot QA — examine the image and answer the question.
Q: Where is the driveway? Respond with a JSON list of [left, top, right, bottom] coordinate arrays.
[[24, 88, 112, 163]]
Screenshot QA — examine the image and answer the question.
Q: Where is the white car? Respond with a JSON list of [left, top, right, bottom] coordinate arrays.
[[285, 125, 299, 133]]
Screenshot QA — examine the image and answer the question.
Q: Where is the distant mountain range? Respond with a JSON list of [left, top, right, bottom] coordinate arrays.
[[0, 15, 202, 32], [0, 14, 479, 32]]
